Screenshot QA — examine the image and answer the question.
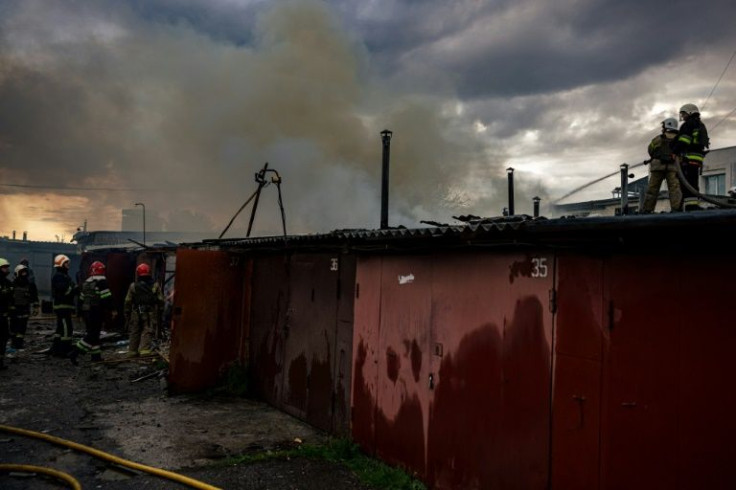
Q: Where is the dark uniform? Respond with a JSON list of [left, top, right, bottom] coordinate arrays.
[[51, 266, 78, 357], [71, 273, 113, 363], [0, 263, 14, 369], [125, 276, 164, 356], [10, 267, 39, 349], [672, 112, 709, 210]]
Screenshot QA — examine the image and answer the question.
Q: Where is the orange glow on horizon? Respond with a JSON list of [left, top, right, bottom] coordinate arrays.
[[0, 193, 120, 242]]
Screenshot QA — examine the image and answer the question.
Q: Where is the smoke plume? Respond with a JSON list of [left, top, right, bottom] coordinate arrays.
[[0, 0, 540, 241]]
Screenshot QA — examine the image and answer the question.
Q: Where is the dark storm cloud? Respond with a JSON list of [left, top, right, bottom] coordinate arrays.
[[332, 0, 736, 99], [120, 0, 261, 46], [0, 0, 515, 237]]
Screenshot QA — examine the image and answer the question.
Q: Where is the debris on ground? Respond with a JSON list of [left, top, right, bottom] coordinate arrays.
[[0, 315, 372, 489]]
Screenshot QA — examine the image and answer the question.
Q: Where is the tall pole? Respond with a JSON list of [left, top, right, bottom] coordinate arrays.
[[135, 202, 146, 246], [619, 164, 629, 216], [507, 167, 515, 216], [380, 129, 393, 229]]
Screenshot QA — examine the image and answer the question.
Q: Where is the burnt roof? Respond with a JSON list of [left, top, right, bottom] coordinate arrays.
[[184, 209, 736, 254]]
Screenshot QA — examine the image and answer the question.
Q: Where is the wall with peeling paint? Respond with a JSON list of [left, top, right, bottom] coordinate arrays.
[[353, 249, 736, 490], [352, 251, 554, 489], [248, 252, 356, 434]]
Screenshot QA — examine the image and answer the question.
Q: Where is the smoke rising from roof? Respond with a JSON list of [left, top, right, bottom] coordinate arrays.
[[0, 0, 544, 240]]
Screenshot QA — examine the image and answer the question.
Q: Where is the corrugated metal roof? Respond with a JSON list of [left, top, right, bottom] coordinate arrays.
[[187, 209, 736, 253]]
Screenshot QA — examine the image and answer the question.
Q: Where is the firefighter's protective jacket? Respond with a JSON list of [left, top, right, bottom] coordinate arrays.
[[0, 275, 13, 317], [124, 277, 164, 318], [80, 275, 113, 313], [648, 134, 676, 163], [672, 117, 709, 164], [52, 268, 77, 311]]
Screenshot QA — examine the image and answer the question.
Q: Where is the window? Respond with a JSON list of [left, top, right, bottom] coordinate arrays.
[[704, 174, 726, 195]]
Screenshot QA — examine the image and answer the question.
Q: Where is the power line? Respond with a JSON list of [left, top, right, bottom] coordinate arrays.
[[701, 49, 736, 112], [710, 106, 736, 131]]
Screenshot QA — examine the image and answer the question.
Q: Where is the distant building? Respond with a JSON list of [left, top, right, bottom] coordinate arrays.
[[0, 237, 79, 301], [701, 146, 736, 195]]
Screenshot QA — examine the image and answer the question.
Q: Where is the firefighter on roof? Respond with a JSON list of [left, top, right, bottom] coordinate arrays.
[[642, 117, 682, 213], [125, 263, 164, 357], [70, 261, 114, 364], [672, 103, 710, 211]]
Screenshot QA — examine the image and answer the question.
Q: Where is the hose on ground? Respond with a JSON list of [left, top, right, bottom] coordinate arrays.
[[0, 464, 82, 489], [0, 424, 221, 490]]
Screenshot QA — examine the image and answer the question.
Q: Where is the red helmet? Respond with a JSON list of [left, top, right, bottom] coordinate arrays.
[[89, 261, 106, 276], [136, 263, 151, 277]]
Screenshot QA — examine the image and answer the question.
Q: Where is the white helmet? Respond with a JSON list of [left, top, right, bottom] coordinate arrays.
[[0, 258, 9, 268], [729, 186, 736, 197], [662, 118, 678, 131], [679, 103, 700, 116], [54, 254, 70, 268], [14, 264, 27, 275]]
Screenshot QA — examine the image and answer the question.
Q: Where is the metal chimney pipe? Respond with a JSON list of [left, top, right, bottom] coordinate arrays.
[[506, 167, 515, 216], [533, 196, 541, 218], [12, 230, 16, 240], [22, 231, 27, 241], [380, 129, 393, 229], [620, 163, 629, 215]]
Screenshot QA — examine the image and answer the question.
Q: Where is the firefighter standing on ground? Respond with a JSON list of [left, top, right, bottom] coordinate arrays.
[[10, 263, 39, 350], [70, 261, 114, 364], [20, 258, 36, 287], [50, 254, 78, 357], [672, 103, 710, 211], [0, 258, 13, 370], [125, 263, 164, 357], [643, 117, 683, 213]]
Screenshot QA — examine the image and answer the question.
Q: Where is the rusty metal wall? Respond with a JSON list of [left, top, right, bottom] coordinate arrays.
[[249, 255, 289, 406], [552, 252, 736, 490], [169, 248, 250, 392], [332, 253, 356, 435], [351, 255, 382, 451], [280, 254, 339, 430], [599, 253, 736, 490], [551, 255, 604, 490], [352, 251, 555, 489], [374, 255, 432, 475], [249, 252, 356, 433]]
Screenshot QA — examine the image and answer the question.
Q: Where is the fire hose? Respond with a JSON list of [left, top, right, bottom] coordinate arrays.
[[0, 464, 81, 489], [0, 424, 221, 490], [673, 156, 736, 209]]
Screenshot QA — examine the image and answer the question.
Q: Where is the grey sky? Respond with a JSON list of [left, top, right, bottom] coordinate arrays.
[[1, 0, 735, 239]]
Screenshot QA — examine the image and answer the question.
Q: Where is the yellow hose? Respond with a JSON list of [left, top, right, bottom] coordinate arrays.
[[0, 424, 221, 490], [0, 464, 82, 489]]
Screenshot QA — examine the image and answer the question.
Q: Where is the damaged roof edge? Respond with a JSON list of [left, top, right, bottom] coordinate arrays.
[[182, 210, 736, 253]]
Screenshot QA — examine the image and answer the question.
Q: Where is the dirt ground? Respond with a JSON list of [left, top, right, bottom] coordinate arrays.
[[0, 316, 372, 489]]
